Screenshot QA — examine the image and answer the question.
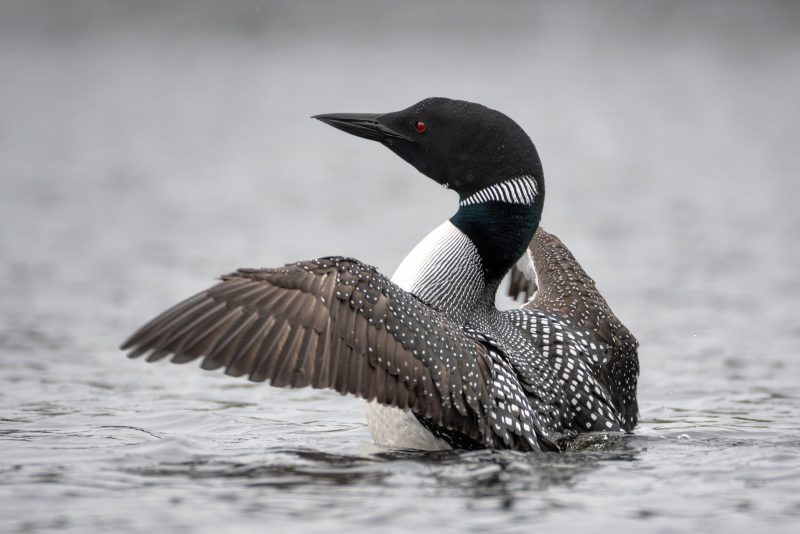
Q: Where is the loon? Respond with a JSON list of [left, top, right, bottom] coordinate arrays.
[[121, 97, 639, 452]]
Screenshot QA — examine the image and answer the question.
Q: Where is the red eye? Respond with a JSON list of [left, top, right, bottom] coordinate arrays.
[[415, 121, 427, 133]]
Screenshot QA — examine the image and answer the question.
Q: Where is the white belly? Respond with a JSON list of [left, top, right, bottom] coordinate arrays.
[[363, 402, 450, 451]]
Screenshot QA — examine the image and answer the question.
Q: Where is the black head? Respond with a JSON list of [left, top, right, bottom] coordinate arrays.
[[314, 98, 543, 201]]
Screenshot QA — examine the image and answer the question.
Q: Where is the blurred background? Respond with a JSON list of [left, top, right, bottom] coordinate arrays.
[[1, 1, 799, 533]]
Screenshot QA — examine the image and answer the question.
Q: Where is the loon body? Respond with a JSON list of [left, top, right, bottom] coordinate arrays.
[[121, 98, 639, 451]]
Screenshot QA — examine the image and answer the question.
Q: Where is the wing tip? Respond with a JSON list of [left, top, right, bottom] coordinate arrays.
[[120, 337, 147, 358]]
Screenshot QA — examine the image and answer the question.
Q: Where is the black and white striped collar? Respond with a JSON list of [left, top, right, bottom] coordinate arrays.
[[459, 175, 539, 207]]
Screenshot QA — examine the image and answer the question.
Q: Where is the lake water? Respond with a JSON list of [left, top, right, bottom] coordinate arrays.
[[2, 1, 799, 532]]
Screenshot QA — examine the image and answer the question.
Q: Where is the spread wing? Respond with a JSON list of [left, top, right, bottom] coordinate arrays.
[[521, 229, 640, 430], [506, 252, 538, 303], [121, 257, 547, 450]]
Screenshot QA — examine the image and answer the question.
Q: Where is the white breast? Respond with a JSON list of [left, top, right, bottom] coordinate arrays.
[[391, 220, 483, 323], [364, 220, 483, 450]]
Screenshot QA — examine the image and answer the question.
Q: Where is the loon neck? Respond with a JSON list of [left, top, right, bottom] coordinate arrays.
[[449, 176, 544, 297]]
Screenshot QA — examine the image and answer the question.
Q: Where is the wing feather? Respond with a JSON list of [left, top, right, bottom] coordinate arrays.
[[122, 257, 552, 448], [522, 229, 640, 430]]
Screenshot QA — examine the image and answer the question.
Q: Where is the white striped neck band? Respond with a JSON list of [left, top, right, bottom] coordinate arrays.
[[459, 175, 539, 207]]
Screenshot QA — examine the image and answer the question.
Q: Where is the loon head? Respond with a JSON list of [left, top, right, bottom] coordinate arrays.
[[314, 97, 544, 202]]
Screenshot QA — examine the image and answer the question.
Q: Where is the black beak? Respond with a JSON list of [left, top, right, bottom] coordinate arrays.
[[313, 113, 413, 142]]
